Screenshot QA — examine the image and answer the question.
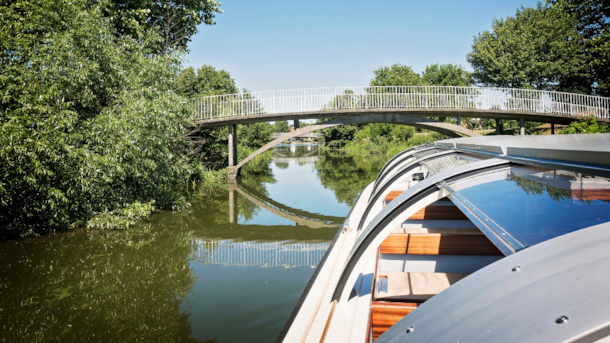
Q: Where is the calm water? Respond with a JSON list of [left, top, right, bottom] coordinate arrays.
[[0, 145, 389, 343]]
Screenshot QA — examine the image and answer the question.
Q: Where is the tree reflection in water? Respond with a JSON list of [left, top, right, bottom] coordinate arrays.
[[314, 149, 389, 206], [0, 222, 205, 342], [0, 145, 389, 343]]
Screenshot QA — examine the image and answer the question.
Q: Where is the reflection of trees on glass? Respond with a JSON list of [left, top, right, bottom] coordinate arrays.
[[314, 150, 389, 206], [507, 175, 571, 202], [0, 224, 204, 342]]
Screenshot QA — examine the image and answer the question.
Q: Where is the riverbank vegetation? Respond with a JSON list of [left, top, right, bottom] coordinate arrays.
[[0, 0, 224, 239], [2, 0, 608, 238]]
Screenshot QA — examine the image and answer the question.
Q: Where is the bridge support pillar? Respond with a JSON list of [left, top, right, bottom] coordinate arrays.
[[228, 180, 238, 224], [496, 119, 501, 135], [457, 115, 461, 127], [551, 123, 555, 135], [520, 117, 525, 136], [228, 124, 238, 179], [294, 119, 300, 129]]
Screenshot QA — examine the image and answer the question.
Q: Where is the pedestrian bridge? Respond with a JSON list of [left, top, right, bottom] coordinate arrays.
[[189, 86, 610, 176], [272, 132, 321, 141]]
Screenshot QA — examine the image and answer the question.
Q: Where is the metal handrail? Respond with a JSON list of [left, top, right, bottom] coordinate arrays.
[[190, 86, 610, 121]]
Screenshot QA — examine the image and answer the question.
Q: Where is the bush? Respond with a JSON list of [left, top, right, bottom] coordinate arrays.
[[0, 0, 195, 238], [561, 115, 609, 134]]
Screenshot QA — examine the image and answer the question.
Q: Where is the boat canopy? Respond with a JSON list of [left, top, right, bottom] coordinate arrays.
[[444, 165, 610, 251]]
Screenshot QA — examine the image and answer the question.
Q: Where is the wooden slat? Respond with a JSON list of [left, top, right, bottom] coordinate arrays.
[[403, 228, 482, 235], [371, 302, 418, 340], [384, 190, 403, 203], [380, 233, 503, 255], [408, 206, 467, 220]]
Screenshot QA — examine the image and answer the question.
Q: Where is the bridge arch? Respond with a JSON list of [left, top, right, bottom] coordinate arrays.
[[233, 114, 478, 174]]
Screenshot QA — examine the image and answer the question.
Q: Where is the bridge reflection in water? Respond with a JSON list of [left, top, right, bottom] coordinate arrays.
[[192, 239, 330, 268], [191, 145, 355, 268]]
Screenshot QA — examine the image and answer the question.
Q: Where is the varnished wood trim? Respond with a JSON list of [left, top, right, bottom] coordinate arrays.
[[320, 300, 337, 343], [408, 206, 467, 220], [380, 233, 503, 255], [384, 190, 403, 203], [371, 302, 418, 340], [366, 248, 381, 343]]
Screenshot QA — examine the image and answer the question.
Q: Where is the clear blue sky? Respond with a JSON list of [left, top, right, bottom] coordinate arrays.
[[185, 0, 540, 92]]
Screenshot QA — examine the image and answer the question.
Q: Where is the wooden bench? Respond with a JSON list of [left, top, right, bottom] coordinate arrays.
[[380, 233, 503, 255], [375, 272, 467, 302]]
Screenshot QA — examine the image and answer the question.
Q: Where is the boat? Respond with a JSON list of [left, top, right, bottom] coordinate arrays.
[[276, 133, 610, 343]]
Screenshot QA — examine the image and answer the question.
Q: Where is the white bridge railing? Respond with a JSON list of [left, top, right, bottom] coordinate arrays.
[[192, 239, 330, 268], [190, 86, 610, 121]]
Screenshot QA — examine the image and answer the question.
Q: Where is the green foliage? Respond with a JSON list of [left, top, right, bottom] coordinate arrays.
[[314, 150, 390, 206], [174, 65, 239, 98], [237, 123, 273, 150], [87, 201, 157, 230], [468, 3, 589, 93], [101, 0, 223, 53], [507, 175, 571, 202], [392, 125, 417, 141], [370, 64, 424, 86], [0, 0, 196, 238], [553, 0, 610, 95], [353, 124, 415, 143], [274, 121, 290, 133], [346, 124, 444, 156], [421, 64, 472, 86], [0, 223, 200, 342], [561, 115, 609, 134], [317, 119, 362, 148]]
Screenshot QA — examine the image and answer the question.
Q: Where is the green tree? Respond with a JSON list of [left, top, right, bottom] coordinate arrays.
[[422, 64, 472, 86], [176, 66, 242, 170], [552, 0, 610, 96], [561, 115, 609, 134], [370, 64, 423, 87], [101, 0, 223, 53], [0, 0, 195, 238], [467, 3, 587, 92], [274, 121, 290, 133], [317, 122, 361, 148], [174, 65, 239, 98], [238, 123, 273, 150]]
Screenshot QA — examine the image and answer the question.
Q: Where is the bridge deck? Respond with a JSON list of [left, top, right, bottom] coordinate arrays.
[[191, 86, 610, 127]]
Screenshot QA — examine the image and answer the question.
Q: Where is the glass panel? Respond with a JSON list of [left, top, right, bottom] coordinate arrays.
[[449, 166, 610, 250], [422, 154, 481, 176], [394, 153, 483, 177], [355, 153, 485, 254]]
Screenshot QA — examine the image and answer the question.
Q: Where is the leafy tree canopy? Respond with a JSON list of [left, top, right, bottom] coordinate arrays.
[[0, 0, 195, 238], [274, 121, 290, 133], [174, 65, 239, 98], [561, 115, 609, 134], [421, 64, 472, 86], [467, 3, 590, 93], [370, 64, 424, 86], [100, 0, 223, 54], [552, 0, 610, 95], [238, 123, 273, 150]]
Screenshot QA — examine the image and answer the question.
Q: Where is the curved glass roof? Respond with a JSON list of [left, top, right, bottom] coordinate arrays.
[[446, 165, 610, 251]]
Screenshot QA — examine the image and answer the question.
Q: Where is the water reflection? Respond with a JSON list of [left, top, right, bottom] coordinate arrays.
[[0, 145, 389, 343], [192, 240, 329, 268], [0, 223, 202, 343]]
